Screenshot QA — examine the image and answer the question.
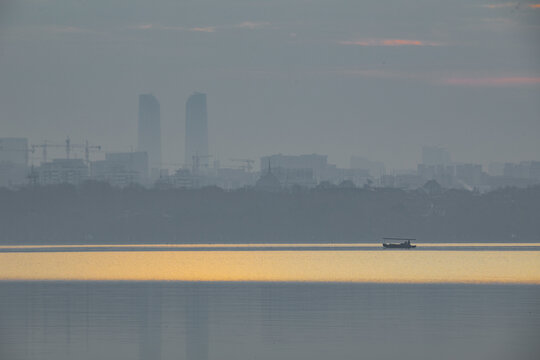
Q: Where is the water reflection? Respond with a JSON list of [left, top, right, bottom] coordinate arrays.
[[1, 246, 540, 283], [1, 282, 539, 360], [138, 284, 162, 360], [1, 244, 540, 359], [186, 284, 209, 360]]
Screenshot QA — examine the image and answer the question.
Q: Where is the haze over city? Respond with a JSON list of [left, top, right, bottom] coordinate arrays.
[[1, 2, 540, 360], [1, 0, 539, 169]]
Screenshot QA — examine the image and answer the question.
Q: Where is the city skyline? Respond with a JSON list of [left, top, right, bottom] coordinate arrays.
[[2, 86, 539, 170], [1, 1, 539, 169], [0, 2, 539, 359], [2, 130, 539, 191], [2, 128, 540, 173], [2, 90, 539, 172]]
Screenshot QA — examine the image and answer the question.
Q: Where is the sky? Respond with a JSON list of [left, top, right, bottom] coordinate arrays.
[[0, 0, 539, 169]]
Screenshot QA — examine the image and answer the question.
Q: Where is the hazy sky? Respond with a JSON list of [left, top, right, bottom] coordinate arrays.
[[0, 0, 539, 169]]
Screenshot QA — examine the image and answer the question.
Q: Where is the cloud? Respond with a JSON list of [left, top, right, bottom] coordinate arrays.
[[188, 26, 216, 33], [233, 21, 270, 30], [481, 2, 540, 9], [131, 21, 270, 34], [158, 25, 186, 31], [339, 39, 442, 47], [331, 69, 444, 84], [330, 69, 540, 87], [135, 24, 153, 30], [481, 2, 519, 8], [442, 76, 540, 86]]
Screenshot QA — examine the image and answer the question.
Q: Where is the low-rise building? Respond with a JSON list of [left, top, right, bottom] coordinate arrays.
[[39, 159, 88, 185], [155, 169, 194, 189], [0, 137, 29, 187], [91, 152, 149, 187], [261, 154, 328, 183]]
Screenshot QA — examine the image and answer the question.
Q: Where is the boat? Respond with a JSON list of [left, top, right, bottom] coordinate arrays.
[[382, 238, 416, 249]]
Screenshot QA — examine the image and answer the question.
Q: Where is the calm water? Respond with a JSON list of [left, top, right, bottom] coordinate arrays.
[[1, 243, 540, 283], [0, 244, 539, 359], [1, 282, 539, 360]]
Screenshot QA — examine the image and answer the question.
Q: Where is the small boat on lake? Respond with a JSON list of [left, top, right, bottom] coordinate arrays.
[[382, 238, 416, 249]]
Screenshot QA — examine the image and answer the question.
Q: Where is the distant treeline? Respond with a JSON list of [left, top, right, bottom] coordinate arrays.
[[1, 182, 539, 244]]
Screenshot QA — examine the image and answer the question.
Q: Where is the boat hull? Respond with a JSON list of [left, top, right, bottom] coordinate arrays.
[[382, 243, 416, 249]]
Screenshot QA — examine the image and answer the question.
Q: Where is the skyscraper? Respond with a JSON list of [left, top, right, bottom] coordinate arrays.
[[185, 92, 208, 168], [138, 94, 161, 177]]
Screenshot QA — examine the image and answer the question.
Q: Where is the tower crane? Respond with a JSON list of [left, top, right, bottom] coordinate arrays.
[[31, 138, 101, 163], [31, 141, 64, 163], [66, 138, 102, 163]]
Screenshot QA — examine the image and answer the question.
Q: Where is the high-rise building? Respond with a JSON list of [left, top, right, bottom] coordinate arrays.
[[138, 94, 161, 177], [185, 92, 209, 168]]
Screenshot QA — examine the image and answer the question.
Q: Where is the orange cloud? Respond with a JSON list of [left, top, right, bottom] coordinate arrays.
[[339, 39, 441, 47], [332, 70, 540, 87], [481, 2, 518, 8], [481, 2, 540, 9], [443, 77, 540, 86]]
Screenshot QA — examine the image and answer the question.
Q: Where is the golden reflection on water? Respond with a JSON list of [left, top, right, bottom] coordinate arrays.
[[1, 248, 540, 284], [0, 242, 539, 249]]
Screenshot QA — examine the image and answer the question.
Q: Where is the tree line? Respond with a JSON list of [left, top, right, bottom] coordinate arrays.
[[0, 181, 539, 244]]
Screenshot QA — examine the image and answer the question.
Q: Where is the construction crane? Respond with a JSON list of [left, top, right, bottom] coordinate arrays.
[[65, 138, 102, 163], [31, 141, 64, 163], [32, 138, 101, 163], [230, 158, 255, 172]]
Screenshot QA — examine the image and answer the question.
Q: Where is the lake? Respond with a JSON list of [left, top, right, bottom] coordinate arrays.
[[1, 244, 539, 359]]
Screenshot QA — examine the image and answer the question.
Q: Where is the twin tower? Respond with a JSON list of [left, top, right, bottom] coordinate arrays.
[[138, 92, 208, 174]]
